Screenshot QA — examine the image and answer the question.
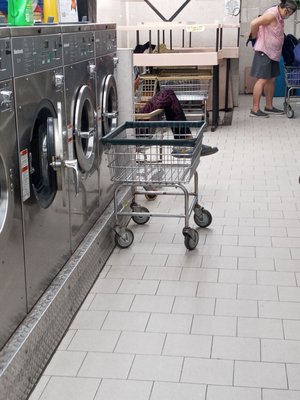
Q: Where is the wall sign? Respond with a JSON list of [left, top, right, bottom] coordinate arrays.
[[57, 0, 78, 22]]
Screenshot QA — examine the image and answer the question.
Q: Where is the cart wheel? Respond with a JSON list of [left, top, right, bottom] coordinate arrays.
[[143, 186, 158, 201], [283, 101, 288, 113], [115, 228, 134, 248], [183, 228, 199, 250], [194, 208, 212, 228], [132, 206, 150, 225], [286, 105, 294, 118], [130, 201, 138, 209], [145, 193, 157, 201]]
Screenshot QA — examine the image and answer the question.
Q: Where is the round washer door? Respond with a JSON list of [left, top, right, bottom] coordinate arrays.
[[30, 103, 58, 209], [102, 74, 118, 136], [74, 85, 97, 173]]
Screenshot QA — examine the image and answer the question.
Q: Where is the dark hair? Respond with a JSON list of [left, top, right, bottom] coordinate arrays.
[[279, 0, 297, 12]]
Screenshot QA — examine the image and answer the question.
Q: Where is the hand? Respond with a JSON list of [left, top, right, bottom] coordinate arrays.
[[134, 76, 140, 93]]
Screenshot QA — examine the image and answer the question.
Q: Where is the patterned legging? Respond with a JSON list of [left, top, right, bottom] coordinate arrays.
[[140, 89, 191, 138]]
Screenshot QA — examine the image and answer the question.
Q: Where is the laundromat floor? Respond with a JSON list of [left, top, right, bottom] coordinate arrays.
[[29, 95, 300, 400]]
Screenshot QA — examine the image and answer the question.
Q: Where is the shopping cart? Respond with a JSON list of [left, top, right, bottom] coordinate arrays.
[[102, 120, 212, 250], [157, 73, 211, 121], [284, 66, 300, 118]]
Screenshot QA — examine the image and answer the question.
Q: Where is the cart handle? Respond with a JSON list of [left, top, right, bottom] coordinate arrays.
[[102, 120, 206, 147]]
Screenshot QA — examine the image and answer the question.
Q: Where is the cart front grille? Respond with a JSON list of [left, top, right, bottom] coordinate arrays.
[[103, 121, 205, 185]]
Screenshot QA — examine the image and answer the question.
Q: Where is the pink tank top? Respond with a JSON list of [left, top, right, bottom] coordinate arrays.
[[254, 6, 284, 61]]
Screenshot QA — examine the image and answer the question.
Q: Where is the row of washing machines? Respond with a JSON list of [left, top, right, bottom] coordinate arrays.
[[0, 23, 118, 350]]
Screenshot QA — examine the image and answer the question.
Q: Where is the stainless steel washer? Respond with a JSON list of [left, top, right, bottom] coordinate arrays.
[[94, 24, 118, 214], [0, 27, 27, 350], [62, 24, 99, 252], [11, 25, 71, 311]]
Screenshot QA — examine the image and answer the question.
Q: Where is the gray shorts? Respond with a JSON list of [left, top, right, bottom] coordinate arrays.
[[250, 51, 280, 79]]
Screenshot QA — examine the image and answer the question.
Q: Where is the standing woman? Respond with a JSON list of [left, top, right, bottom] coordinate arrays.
[[249, 0, 297, 118]]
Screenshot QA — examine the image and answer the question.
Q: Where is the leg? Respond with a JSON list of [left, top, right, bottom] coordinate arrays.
[[264, 77, 275, 109], [141, 89, 191, 138], [252, 78, 267, 112], [141, 89, 185, 120], [141, 90, 218, 156]]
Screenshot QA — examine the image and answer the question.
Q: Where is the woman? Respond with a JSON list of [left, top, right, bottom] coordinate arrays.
[[249, 0, 297, 118]]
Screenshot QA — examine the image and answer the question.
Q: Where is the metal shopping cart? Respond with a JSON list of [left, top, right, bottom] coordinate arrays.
[[157, 72, 211, 121], [284, 66, 300, 118], [102, 120, 212, 250]]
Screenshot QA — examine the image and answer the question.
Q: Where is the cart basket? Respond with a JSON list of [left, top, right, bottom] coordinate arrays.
[[284, 66, 300, 87], [102, 120, 205, 185]]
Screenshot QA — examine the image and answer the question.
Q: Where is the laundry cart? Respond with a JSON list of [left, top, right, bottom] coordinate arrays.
[[157, 72, 211, 121], [284, 66, 300, 118], [102, 120, 212, 250]]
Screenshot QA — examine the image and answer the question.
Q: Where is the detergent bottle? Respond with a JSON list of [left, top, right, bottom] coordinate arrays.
[[42, 0, 58, 23], [8, 0, 34, 26]]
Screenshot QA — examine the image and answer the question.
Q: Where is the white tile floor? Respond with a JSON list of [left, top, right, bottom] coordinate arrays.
[[29, 95, 300, 400]]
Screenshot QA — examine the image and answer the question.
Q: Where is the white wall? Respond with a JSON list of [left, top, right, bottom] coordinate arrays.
[[97, 0, 240, 48], [97, 0, 126, 25]]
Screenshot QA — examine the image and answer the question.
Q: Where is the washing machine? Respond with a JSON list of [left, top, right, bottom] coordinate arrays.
[[61, 24, 99, 252], [11, 25, 71, 311], [0, 27, 27, 349], [94, 24, 118, 214]]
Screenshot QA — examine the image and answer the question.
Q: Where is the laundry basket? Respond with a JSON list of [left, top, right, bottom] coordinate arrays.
[[157, 71, 212, 121], [135, 75, 158, 107]]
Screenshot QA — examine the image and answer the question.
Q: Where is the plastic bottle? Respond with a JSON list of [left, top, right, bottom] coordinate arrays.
[[42, 0, 58, 23], [33, 3, 42, 23], [8, 0, 34, 26]]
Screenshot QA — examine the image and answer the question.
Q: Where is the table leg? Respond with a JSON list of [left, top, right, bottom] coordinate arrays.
[[211, 64, 219, 132]]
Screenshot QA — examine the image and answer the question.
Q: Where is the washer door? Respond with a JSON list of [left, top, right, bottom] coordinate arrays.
[[102, 74, 118, 136], [74, 85, 96, 173], [30, 103, 58, 209], [0, 155, 8, 234]]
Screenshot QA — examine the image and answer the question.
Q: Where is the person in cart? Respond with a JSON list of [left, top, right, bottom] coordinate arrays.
[[249, 0, 297, 118], [134, 67, 219, 157]]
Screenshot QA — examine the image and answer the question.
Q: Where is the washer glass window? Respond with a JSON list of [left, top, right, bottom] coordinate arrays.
[[30, 106, 57, 209]]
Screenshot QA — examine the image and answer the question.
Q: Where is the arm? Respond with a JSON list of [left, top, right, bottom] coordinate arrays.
[[250, 13, 277, 39], [134, 75, 140, 92]]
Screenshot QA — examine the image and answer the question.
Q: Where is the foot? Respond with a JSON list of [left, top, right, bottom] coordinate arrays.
[[264, 106, 284, 115], [249, 109, 269, 118], [201, 144, 219, 157]]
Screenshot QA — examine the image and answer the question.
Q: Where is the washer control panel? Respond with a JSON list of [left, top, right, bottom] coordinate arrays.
[[0, 38, 12, 81], [12, 34, 63, 77], [95, 29, 117, 57], [62, 31, 94, 65]]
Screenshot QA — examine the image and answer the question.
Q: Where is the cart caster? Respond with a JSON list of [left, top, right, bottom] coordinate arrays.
[[194, 206, 212, 228], [114, 227, 134, 249], [183, 227, 199, 250], [145, 193, 157, 201], [143, 186, 158, 201], [286, 105, 294, 118], [131, 204, 151, 225]]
